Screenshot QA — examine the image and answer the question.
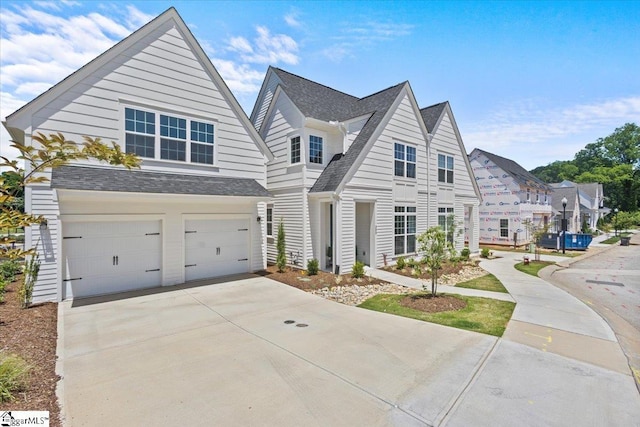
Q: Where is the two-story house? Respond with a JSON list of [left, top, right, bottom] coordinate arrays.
[[550, 181, 606, 232], [468, 149, 553, 246], [251, 68, 480, 272], [420, 102, 481, 253], [3, 8, 273, 302]]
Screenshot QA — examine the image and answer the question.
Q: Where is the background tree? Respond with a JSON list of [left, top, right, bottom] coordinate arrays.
[[530, 123, 640, 212]]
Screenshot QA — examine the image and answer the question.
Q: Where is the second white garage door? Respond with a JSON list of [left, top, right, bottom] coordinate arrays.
[[184, 218, 250, 282], [62, 220, 162, 299]]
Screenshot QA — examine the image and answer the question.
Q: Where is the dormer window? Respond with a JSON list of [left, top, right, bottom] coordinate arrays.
[[394, 142, 416, 178], [309, 135, 323, 164]]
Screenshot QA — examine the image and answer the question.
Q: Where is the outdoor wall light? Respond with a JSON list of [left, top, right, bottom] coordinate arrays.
[[39, 219, 48, 230], [256, 216, 261, 222]]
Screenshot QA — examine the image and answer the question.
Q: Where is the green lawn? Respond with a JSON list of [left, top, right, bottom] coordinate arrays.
[[514, 261, 554, 277], [358, 293, 515, 337], [455, 273, 508, 293]]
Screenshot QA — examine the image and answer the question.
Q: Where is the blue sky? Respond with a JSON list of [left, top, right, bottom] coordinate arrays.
[[1, 0, 639, 169]]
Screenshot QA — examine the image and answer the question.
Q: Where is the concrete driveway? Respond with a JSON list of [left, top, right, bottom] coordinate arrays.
[[59, 275, 496, 426]]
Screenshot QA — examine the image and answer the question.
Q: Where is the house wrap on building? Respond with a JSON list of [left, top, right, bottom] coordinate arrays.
[[469, 149, 553, 246]]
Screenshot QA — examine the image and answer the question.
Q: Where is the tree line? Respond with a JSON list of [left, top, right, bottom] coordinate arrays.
[[530, 123, 640, 212]]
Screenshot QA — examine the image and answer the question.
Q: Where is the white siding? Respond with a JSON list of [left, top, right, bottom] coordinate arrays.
[[343, 93, 427, 268], [253, 72, 282, 132], [429, 110, 480, 250], [266, 189, 305, 267], [18, 16, 269, 302], [30, 22, 266, 184]]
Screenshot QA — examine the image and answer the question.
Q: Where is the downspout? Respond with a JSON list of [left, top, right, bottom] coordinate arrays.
[[426, 133, 433, 228]]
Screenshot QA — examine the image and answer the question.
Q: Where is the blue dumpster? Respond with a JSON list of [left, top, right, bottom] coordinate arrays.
[[539, 233, 593, 251], [563, 233, 593, 251]]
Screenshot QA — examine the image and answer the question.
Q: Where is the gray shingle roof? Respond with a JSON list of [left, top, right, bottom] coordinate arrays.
[[420, 101, 447, 132], [475, 149, 552, 191], [51, 165, 271, 197], [550, 186, 578, 214], [270, 68, 407, 193]]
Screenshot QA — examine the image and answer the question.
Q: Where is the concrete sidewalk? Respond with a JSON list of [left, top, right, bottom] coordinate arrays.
[[367, 252, 640, 425]]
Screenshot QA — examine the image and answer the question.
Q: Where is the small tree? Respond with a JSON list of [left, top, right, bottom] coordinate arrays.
[[276, 220, 286, 272], [417, 226, 455, 296], [1, 132, 140, 307], [1, 132, 140, 260]]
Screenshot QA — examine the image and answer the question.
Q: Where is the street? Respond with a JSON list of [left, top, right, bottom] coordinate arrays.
[[543, 238, 640, 384]]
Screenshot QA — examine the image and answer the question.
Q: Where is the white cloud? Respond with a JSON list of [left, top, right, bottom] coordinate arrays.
[[322, 20, 413, 62], [284, 10, 301, 28], [0, 3, 152, 163], [462, 96, 640, 169], [227, 26, 299, 65]]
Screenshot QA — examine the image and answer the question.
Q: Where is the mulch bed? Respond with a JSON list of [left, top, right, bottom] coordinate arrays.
[[383, 260, 472, 280], [0, 276, 61, 426], [400, 294, 467, 313], [258, 264, 388, 291]]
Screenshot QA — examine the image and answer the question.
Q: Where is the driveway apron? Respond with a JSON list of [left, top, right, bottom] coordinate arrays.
[[59, 276, 495, 426]]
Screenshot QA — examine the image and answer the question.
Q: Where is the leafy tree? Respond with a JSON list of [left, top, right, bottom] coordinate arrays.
[[417, 226, 455, 296], [530, 123, 639, 212], [276, 220, 286, 272], [1, 132, 140, 261]]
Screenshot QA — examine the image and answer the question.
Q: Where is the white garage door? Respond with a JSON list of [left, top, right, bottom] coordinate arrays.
[[63, 220, 162, 299], [184, 219, 250, 282]]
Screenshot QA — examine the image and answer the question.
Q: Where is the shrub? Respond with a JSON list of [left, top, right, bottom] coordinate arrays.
[[460, 247, 470, 261], [352, 261, 365, 278], [411, 265, 422, 278], [18, 254, 39, 309], [307, 258, 319, 276], [480, 248, 490, 258], [276, 220, 286, 273], [0, 352, 30, 402], [395, 256, 406, 270], [0, 260, 21, 282], [407, 257, 421, 268]]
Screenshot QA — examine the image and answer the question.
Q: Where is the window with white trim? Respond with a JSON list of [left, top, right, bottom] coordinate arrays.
[[394, 142, 416, 178], [309, 135, 323, 164], [290, 136, 301, 164], [394, 206, 416, 255], [526, 189, 531, 202], [124, 107, 215, 165], [500, 219, 509, 237], [438, 207, 455, 243], [438, 154, 454, 183], [266, 205, 273, 237], [536, 190, 540, 203]]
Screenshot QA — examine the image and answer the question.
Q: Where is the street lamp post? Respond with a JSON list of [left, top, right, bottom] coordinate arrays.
[[614, 208, 619, 236], [561, 197, 567, 254]]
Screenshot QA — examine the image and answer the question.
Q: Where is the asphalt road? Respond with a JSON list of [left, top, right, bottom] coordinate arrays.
[[543, 242, 640, 383]]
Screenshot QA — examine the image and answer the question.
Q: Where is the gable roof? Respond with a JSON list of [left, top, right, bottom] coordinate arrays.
[[4, 7, 272, 161], [473, 149, 552, 191], [52, 165, 270, 198], [420, 102, 447, 133], [265, 68, 409, 193], [549, 185, 578, 214]]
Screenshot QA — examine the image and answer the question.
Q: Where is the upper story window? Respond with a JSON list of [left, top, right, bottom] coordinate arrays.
[[266, 204, 273, 237], [309, 135, 323, 164], [536, 190, 540, 203], [394, 143, 416, 178], [124, 107, 215, 165], [526, 189, 531, 202], [438, 154, 454, 184], [290, 136, 301, 164]]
